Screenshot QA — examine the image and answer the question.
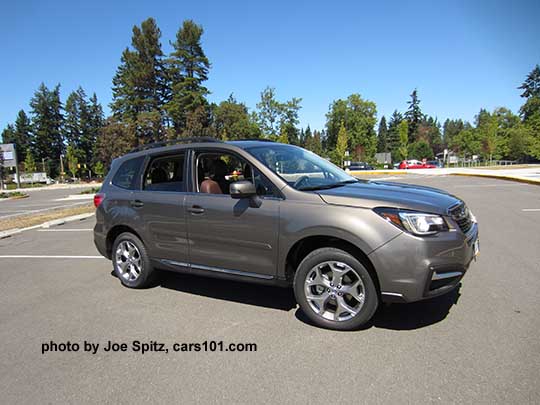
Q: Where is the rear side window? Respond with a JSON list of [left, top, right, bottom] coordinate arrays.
[[144, 153, 186, 192], [111, 156, 144, 190]]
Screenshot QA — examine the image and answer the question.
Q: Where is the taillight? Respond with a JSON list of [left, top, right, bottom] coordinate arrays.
[[94, 193, 105, 208]]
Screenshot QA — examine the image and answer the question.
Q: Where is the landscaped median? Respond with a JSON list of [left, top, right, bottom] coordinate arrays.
[[0, 204, 95, 234], [0, 192, 29, 200]]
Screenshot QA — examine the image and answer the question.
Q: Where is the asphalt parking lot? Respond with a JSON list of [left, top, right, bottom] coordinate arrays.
[[1, 176, 539, 403], [0, 186, 94, 219]]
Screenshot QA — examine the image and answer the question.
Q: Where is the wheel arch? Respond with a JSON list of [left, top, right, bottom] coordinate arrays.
[[284, 235, 381, 294], [106, 225, 144, 259]]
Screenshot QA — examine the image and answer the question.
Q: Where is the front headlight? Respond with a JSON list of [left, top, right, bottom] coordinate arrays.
[[374, 208, 449, 236]]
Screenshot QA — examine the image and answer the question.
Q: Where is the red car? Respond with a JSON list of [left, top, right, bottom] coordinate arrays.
[[398, 159, 437, 169]]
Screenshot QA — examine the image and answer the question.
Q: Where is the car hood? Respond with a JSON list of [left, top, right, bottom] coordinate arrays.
[[316, 180, 460, 215]]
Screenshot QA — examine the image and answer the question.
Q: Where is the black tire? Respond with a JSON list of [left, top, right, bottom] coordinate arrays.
[[293, 247, 379, 331], [112, 232, 155, 289]]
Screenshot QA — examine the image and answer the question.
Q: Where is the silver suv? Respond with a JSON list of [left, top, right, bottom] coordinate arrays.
[[94, 138, 479, 330]]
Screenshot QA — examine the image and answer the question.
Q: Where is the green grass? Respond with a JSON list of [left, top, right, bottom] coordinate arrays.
[[0, 191, 27, 199], [79, 187, 101, 195], [6, 183, 45, 190]]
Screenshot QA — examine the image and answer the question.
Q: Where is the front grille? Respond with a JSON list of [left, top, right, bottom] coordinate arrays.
[[448, 202, 473, 234]]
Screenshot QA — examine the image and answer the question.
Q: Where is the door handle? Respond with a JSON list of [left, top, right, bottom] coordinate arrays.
[[130, 200, 144, 208], [188, 205, 205, 214]]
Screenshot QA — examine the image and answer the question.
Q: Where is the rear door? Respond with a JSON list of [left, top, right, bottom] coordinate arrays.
[[185, 148, 281, 279], [130, 151, 189, 264]]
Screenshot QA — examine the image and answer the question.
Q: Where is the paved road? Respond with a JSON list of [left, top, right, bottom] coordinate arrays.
[[0, 176, 539, 403], [0, 186, 95, 219]]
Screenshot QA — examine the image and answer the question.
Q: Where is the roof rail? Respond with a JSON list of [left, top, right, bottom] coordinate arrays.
[[129, 137, 222, 153]]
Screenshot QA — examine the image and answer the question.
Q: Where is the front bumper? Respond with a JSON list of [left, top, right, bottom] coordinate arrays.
[[368, 222, 478, 303]]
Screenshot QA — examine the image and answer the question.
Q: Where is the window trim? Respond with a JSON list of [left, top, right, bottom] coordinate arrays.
[[140, 151, 188, 194], [189, 147, 283, 199]]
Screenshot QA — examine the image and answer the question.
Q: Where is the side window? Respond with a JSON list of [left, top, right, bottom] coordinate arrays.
[[112, 156, 144, 190], [144, 153, 186, 192], [196, 151, 279, 197]]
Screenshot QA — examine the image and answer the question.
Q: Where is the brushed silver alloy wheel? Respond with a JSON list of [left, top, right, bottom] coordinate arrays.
[[304, 261, 366, 321], [115, 241, 142, 282]]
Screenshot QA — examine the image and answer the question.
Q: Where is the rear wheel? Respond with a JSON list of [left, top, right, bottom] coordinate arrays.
[[293, 247, 378, 330], [112, 232, 155, 288]]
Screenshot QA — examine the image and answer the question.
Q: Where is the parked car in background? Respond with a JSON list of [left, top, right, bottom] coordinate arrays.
[[347, 162, 373, 171], [427, 160, 443, 168], [398, 159, 437, 169]]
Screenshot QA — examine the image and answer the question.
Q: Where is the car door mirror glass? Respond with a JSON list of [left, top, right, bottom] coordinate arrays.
[[230, 181, 256, 199]]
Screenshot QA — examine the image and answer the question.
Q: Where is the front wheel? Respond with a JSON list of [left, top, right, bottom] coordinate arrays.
[[293, 247, 379, 330]]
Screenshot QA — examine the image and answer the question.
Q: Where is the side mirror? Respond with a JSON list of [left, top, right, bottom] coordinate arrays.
[[230, 180, 257, 199]]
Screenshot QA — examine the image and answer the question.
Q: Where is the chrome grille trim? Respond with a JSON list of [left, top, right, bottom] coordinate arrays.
[[448, 202, 473, 234]]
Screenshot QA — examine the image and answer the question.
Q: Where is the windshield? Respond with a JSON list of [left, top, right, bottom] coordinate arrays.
[[246, 144, 357, 191]]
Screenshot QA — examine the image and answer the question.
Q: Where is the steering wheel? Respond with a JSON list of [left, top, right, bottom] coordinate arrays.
[[293, 175, 310, 189]]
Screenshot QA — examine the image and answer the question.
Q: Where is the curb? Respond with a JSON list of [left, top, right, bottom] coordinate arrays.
[[41, 213, 95, 229], [450, 173, 540, 186], [0, 213, 95, 239]]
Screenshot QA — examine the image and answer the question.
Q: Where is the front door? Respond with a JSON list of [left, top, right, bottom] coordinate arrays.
[[186, 150, 281, 278]]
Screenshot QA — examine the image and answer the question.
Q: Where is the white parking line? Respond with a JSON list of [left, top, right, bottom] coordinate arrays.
[[37, 229, 93, 232], [522, 208, 540, 212], [0, 255, 105, 259]]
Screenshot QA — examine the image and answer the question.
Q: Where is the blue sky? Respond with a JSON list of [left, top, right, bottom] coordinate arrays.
[[1, 0, 539, 133]]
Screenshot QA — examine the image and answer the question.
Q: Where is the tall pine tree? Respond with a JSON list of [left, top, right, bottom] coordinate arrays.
[[29, 83, 64, 174], [377, 116, 388, 153], [405, 89, 423, 142], [166, 20, 211, 135], [111, 17, 167, 144]]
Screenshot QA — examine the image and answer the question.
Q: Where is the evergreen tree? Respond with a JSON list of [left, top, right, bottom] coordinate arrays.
[[408, 140, 433, 160], [166, 19, 211, 134], [29, 83, 64, 173], [64, 88, 86, 147], [24, 150, 37, 173], [397, 120, 409, 161], [377, 116, 388, 153], [1, 125, 16, 146], [302, 125, 312, 147], [518, 64, 540, 99], [65, 88, 103, 168], [111, 18, 167, 144], [10, 111, 32, 162], [418, 116, 442, 153], [443, 119, 467, 147], [87, 93, 104, 164], [386, 110, 403, 161], [312, 130, 323, 156], [405, 89, 423, 142]]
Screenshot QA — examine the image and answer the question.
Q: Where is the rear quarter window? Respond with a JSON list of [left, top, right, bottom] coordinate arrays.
[[111, 156, 144, 190]]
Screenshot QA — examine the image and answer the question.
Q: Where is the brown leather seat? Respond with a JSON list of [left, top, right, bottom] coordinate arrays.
[[200, 179, 222, 194]]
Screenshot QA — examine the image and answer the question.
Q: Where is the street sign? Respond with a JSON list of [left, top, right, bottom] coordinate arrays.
[[0, 144, 17, 168]]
